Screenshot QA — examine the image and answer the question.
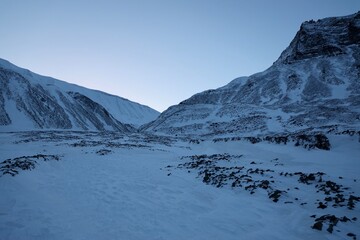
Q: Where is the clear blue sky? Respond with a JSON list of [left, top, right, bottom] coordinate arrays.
[[1, 0, 359, 112]]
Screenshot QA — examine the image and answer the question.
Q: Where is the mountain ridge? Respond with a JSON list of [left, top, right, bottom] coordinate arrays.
[[0, 58, 159, 131], [142, 12, 360, 137]]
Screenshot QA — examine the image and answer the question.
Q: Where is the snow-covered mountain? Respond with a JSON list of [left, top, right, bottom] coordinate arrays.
[[1, 12, 359, 240], [142, 12, 360, 137], [0, 58, 159, 131]]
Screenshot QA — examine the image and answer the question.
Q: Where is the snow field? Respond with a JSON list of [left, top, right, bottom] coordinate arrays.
[[0, 132, 359, 240]]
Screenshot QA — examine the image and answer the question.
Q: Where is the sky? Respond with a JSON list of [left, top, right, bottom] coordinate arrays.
[[1, 1, 359, 112]]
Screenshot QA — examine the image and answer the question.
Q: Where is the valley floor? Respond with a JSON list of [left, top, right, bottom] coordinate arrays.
[[0, 131, 359, 240]]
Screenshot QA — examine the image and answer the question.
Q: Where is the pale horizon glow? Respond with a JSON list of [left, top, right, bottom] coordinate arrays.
[[1, 0, 359, 112]]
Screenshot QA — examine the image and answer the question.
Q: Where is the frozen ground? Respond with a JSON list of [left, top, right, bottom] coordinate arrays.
[[0, 131, 359, 240]]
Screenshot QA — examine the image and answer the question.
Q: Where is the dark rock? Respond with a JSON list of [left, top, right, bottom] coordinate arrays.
[[96, 149, 112, 155], [348, 195, 360, 210], [1, 154, 60, 177], [259, 180, 270, 190], [327, 223, 334, 233], [203, 170, 211, 184], [325, 197, 333, 202], [318, 202, 327, 209], [268, 190, 283, 202], [298, 173, 316, 184], [347, 233, 356, 240], [312, 221, 323, 231], [340, 216, 351, 222]]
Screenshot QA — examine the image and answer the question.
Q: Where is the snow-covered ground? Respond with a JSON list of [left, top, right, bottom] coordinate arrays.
[[0, 131, 359, 240]]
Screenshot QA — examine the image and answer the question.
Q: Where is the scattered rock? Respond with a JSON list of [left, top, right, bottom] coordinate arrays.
[[318, 202, 327, 209], [268, 190, 283, 202], [312, 221, 323, 231], [0, 154, 60, 177], [172, 153, 359, 236], [348, 195, 360, 210], [347, 233, 356, 240], [213, 132, 331, 150], [96, 149, 112, 155], [327, 224, 334, 233]]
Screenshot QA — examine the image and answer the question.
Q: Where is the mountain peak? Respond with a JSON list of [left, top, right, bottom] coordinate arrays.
[[142, 12, 360, 137], [276, 11, 360, 64]]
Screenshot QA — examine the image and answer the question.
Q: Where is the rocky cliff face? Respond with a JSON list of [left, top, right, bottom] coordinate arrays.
[[0, 59, 159, 131], [142, 12, 360, 137], [277, 12, 360, 64]]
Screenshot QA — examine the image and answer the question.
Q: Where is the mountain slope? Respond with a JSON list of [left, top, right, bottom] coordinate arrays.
[[0, 59, 159, 131], [142, 12, 360, 137]]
